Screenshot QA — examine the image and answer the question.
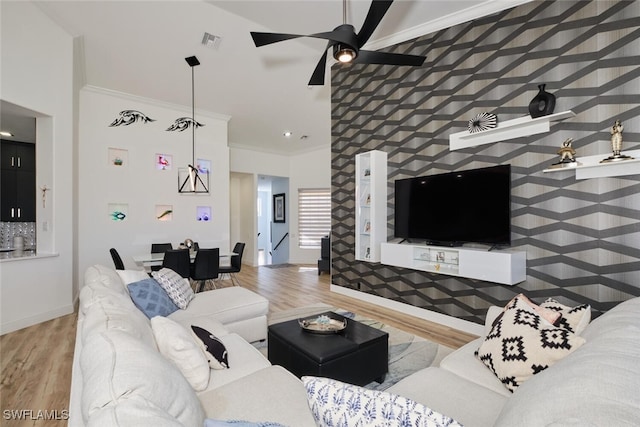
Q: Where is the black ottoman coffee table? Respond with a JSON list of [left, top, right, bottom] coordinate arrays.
[[267, 311, 388, 386]]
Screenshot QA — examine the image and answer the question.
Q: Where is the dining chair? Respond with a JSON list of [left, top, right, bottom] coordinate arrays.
[[161, 249, 190, 278], [109, 248, 125, 270], [190, 248, 220, 293], [151, 243, 173, 271], [218, 242, 245, 286]]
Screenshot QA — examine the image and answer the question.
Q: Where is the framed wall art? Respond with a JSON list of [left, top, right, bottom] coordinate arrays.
[[273, 193, 285, 223]]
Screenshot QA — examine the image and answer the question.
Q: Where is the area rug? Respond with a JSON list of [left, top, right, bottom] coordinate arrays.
[[262, 263, 297, 269], [256, 303, 454, 391]]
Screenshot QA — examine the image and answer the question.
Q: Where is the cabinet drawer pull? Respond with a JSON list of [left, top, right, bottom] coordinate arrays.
[[17, 208, 21, 218], [17, 157, 21, 168], [11, 207, 15, 218], [11, 156, 15, 167]]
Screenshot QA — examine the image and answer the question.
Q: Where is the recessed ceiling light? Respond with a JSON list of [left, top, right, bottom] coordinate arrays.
[[283, 131, 292, 137], [0, 131, 13, 137]]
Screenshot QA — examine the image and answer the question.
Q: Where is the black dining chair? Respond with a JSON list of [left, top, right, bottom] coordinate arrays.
[[161, 249, 190, 278], [219, 242, 245, 286], [109, 248, 125, 270], [151, 243, 173, 271], [190, 248, 220, 293]]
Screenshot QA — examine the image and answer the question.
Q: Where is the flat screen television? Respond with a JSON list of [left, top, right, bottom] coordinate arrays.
[[394, 164, 511, 247]]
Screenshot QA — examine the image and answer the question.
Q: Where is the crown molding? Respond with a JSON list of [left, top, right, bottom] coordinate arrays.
[[365, 0, 534, 51], [81, 85, 232, 122]]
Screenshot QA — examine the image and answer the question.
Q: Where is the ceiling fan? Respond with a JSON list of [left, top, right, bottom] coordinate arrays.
[[250, 0, 426, 85]]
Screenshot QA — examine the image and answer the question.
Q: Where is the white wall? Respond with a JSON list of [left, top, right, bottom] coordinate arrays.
[[0, 2, 75, 334], [77, 87, 231, 277], [230, 145, 331, 265]]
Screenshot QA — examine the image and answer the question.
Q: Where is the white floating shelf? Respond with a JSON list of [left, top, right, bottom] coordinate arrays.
[[450, 110, 576, 150], [543, 149, 640, 179]]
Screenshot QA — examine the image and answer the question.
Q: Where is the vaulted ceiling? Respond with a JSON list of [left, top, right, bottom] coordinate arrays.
[[6, 0, 530, 154]]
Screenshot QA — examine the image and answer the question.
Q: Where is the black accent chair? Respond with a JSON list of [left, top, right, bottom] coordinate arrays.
[[110, 248, 125, 270], [161, 249, 190, 278], [151, 243, 173, 271], [190, 248, 220, 293], [219, 242, 245, 286], [318, 236, 330, 275]]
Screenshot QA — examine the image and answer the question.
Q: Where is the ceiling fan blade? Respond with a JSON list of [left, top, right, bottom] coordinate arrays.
[[353, 50, 426, 66], [356, 0, 394, 47], [308, 49, 330, 86], [251, 29, 356, 48], [251, 32, 306, 47]]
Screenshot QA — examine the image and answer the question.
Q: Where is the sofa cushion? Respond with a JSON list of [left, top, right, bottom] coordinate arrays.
[[86, 399, 183, 427], [191, 325, 229, 369], [151, 316, 210, 391], [80, 330, 205, 426], [494, 324, 640, 427], [476, 294, 585, 392], [152, 268, 195, 309], [540, 298, 591, 335], [303, 376, 463, 427], [198, 366, 317, 427], [85, 264, 127, 295], [387, 367, 507, 427], [81, 297, 156, 349], [439, 338, 511, 397], [200, 333, 271, 391], [128, 278, 179, 318], [169, 287, 268, 325], [79, 283, 132, 316]]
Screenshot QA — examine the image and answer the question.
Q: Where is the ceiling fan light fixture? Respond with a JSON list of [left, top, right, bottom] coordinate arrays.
[[334, 44, 357, 63]]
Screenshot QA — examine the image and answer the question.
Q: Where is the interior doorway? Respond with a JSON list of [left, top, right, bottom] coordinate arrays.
[[257, 175, 289, 266]]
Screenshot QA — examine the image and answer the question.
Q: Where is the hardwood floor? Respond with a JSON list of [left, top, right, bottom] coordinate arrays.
[[0, 264, 477, 426]]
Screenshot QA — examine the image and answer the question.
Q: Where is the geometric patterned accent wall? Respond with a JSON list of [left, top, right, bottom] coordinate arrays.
[[331, 0, 640, 325]]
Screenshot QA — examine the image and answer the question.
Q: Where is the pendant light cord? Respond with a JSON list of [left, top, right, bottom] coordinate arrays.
[[191, 65, 195, 167]]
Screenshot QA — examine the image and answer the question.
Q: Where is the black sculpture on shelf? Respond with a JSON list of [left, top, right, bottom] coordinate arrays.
[[528, 84, 556, 118]]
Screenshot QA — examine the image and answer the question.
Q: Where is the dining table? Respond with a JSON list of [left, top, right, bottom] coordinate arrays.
[[132, 250, 235, 269]]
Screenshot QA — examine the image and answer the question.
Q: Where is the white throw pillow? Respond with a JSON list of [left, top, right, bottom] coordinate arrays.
[[476, 294, 585, 392], [302, 376, 463, 427], [152, 268, 195, 309], [151, 316, 210, 391]]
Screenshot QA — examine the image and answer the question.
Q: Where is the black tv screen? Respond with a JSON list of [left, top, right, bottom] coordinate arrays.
[[394, 164, 511, 247]]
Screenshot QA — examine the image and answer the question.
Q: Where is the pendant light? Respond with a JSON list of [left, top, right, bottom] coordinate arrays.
[[178, 55, 209, 193]]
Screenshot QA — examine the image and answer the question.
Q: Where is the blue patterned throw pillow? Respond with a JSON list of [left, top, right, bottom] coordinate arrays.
[[302, 376, 463, 427], [128, 278, 179, 318]]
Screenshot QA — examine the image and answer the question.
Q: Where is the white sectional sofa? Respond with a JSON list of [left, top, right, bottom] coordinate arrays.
[[69, 264, 640, 426]]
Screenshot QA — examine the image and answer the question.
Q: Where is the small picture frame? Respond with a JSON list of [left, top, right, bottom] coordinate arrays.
[[156, 153, 172, 170], [273, 193, 286, 223], [108, 148, 128, 167], [196, 158, 211, 174], [197, 206, 211, 222], [363, 220, 371, 234], [156, 205, 173, 222]]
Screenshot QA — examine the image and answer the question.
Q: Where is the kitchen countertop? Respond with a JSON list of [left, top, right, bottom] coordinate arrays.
[[0, 248, 58, 262]]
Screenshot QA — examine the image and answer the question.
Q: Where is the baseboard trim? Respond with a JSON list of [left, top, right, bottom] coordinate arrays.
[[0, 305, 74, 335], [330, 284, 484, 336]]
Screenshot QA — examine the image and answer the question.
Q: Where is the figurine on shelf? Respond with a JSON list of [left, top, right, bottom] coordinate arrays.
[[601, 120, 634, 163], [549, 138, 580, 169]]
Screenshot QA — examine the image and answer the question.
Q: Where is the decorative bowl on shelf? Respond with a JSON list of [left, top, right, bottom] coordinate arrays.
[[299, 315, 347, 334]]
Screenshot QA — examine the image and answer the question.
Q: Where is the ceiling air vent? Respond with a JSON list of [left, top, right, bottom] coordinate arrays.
[[201, 32, 222, 50]]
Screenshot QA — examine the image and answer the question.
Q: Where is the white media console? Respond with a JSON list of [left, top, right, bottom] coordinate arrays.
[[380, 242, 526, 286]]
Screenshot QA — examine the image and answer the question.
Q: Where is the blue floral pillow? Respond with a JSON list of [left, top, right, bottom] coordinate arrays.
[[128, 278, 179, 318], [302, 376, 463, 427]]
